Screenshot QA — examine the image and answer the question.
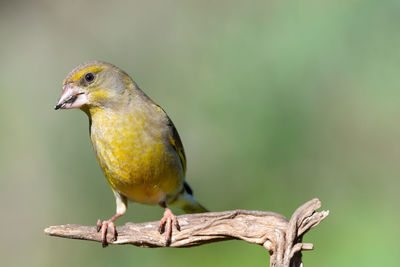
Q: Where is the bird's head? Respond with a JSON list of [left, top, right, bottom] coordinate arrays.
[[55, 61, 135, 113]]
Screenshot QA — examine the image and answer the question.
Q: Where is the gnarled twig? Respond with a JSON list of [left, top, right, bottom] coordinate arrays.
[[44, 198, 328, 267]]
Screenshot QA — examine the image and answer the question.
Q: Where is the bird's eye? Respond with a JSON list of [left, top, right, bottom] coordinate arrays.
[[84, 72, 95, 83]]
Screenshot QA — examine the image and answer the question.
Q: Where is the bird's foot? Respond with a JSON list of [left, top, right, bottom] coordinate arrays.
[[158, 207, 180, 246], [96, 219, 117, 248]]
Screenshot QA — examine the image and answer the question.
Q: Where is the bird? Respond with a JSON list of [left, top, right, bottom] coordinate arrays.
[[55, 61, 208, 247]]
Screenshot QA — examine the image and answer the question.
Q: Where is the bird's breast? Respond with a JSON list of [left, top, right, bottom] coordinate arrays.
[[89, 109, 183, 204]]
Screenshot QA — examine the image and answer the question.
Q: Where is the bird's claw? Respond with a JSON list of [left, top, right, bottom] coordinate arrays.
[[96, 219, 102, 232], [97, 219, 118, 247], [158, 208, 180, 246]]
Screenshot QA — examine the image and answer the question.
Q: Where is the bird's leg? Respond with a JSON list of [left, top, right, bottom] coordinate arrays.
[[97, 191, 127, 247], [158, 202, 180, 246]]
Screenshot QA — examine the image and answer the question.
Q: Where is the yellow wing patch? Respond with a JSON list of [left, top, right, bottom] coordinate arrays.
[[169, 135, 186, 175], [153, 103, 187, 175]]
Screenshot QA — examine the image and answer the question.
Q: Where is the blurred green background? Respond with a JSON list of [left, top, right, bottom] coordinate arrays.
[[1, 0, 399, 266]]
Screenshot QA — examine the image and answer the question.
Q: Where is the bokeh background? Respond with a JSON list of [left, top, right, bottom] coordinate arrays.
[[1, 0, 399, 266]]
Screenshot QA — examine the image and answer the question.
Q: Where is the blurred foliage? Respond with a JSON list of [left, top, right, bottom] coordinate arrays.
[[0, 0, 399, 266]]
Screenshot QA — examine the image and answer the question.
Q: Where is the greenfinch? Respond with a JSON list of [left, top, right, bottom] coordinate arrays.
[[55, 61, 207, 247]]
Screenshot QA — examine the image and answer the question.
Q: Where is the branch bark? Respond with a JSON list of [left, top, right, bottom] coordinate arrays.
[[44, 198, 328, 267]]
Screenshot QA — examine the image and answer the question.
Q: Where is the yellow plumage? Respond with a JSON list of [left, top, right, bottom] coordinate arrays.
[[55, 61, 207, 246], [89, 105, 182, 205]]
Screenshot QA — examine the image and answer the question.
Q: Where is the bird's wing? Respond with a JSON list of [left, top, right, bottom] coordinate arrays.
[[167, 118, 187, 176], [153, 104, 187, 175]]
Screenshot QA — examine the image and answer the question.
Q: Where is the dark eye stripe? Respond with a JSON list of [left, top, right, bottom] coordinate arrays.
[[84, 72, 95, 83]]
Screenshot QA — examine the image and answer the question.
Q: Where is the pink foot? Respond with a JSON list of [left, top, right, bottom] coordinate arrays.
[[96, 213, 123, 247], [96, 219, 117, 247], [158, 207, 180, 246]]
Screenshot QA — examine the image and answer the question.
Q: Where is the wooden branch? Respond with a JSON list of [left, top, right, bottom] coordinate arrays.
[[44, 198, 328, 267]]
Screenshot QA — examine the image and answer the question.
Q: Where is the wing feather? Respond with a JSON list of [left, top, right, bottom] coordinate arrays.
[[167, 120, 186, 175], [153, 104, 187, 175]]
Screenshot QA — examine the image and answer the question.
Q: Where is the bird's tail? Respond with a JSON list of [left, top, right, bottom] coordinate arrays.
[[181, 194, 209, 213], [171, 183, 208, 213]]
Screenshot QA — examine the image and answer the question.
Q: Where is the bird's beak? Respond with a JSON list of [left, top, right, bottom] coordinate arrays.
[[54, 84, 88, 110]]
